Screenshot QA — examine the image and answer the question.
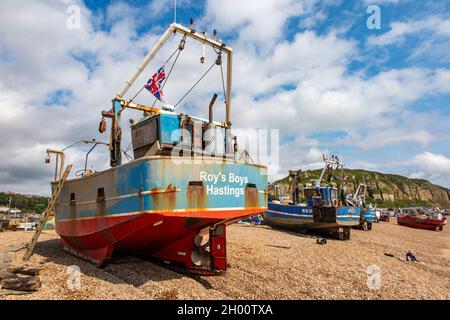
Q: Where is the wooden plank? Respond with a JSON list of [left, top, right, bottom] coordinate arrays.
[[7, 267, 40, 276], [1, 276, 41, 291], [23, 164, 72, 261]]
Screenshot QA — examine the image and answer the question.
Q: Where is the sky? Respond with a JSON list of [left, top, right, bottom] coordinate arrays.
[[0, 0, 449, 195]]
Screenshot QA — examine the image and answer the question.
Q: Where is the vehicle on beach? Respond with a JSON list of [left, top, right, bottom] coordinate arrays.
[[264, 154, 361, 240], [45, 22, 267, 274], [397, 208, 447, 231], [379, 210, 390, 222], [17, 222, 36, 232], [346, 179, 376, 231]]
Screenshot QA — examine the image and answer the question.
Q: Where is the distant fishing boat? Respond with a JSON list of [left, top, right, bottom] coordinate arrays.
[[397, 208, 447, 231], [47, 22, 267, 274], [361, 208, 376, 227], [264, 154, 361, 240], [346, 180, 376, 231]]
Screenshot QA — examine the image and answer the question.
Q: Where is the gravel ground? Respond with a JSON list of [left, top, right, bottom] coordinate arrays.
[[0, 218, 448, 300]]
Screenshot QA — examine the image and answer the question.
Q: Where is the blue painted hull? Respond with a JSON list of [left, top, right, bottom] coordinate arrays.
[[263, 202, 361, 230], [52, 156, 267, 268], [55, 156, 267, 225], [361, 209, 376, 223]]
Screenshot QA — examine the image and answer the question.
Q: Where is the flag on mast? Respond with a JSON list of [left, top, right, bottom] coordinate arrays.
[[145, 66, 166, 102]]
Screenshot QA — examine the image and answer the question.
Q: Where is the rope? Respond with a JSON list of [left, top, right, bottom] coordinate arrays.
[[211, 45, 227, 103], [174, 60, 216, 108], [151, 47, 182, 107], [219, 62, 227, 104], [128, 43, 182, 103], [121, 148, 133, 161], [124, 141, 133, 153]]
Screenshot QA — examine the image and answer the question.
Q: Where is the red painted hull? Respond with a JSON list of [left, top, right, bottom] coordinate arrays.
[[56, 208, 264, 272], [397, 215, 447, 231]]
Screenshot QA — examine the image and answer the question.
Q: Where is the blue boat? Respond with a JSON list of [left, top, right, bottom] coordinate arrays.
[[360, 208, 376, 230], [46, 23, 267, 273], [264, 155, 361, 240], [346, 181, 376, 231]]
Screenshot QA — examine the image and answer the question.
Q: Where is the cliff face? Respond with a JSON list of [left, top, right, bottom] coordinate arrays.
[[271, 169, 450, 208]]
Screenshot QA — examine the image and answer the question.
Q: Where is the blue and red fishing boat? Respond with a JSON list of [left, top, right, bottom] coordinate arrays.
[[346, 181, 376, 231], [397, 208, 447, 231], [48, 23, 267, 273], [264, 155, 361, 239]]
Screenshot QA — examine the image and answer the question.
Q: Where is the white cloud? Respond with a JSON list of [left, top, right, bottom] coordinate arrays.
[[410, 152, 450, 178], [0, 0, 449, 194], [367, 16, 450, 46], [204, 0, 320, 46]]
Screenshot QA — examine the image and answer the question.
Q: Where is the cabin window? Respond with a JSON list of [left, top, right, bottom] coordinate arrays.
[[97, 188, 105, 202], [188, 181, 203, 187], [70, 193, 76, 206]]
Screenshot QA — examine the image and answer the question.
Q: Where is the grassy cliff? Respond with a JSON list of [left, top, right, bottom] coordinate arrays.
[[271, 169, 450, 208]]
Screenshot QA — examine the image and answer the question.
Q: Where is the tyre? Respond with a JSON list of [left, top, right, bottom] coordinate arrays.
[[344, 227, 351, 240]]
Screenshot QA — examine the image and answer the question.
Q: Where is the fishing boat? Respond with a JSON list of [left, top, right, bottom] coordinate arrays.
[[397, 208, 447, 231], [263, 155, 361, 240], [346, 180, 376, 231], [361, 208, 376, 227], [47, 23, 267, 274]]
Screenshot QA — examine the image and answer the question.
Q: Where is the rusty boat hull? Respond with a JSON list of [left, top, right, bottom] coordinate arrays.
[[54, 156, 267, 272], [397, 215, 447, 231]]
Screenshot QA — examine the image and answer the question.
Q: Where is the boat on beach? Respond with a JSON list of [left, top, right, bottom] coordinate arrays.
[[47, 23, 267, 273], [263, 155, 361, 239], [397, 208, 447, 231], [346, 180, 376, 231]]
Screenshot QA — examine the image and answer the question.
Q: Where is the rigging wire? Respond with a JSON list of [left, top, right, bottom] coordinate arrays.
[[173, 59, 216, 108], [122, 148, 133, 161], [211, 45, 227, 103], [124, 141, 133, 155], [128, 39, 181, 103], [219, 61, 227, 104], [151, 45, 183, 107]]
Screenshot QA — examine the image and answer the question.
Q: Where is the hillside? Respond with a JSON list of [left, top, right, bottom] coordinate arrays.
[[270, 169, 450, 208], [0, 192, 49, 213]]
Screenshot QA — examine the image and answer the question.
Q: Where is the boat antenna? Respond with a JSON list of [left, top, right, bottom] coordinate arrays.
[[174, 0, 177, 23]]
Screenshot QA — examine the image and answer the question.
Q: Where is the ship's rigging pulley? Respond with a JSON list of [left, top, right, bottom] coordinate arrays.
[[127, 34, 187, 109], [173, 45, 227, 108], [98, 23, 234, 168], [125, 32, 227, 111], [120, 32, 228, 157]]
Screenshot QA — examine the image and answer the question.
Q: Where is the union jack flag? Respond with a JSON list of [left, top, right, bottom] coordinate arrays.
[[145, 66, 166, 101]]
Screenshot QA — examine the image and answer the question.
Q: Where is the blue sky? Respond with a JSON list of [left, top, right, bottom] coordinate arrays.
[[0, 0, 449, 194]]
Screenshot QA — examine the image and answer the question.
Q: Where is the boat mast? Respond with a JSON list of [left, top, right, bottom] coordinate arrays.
[[116, 23, 233, 125], [105, 23, 234, 167], [315, 154, 344, 189]]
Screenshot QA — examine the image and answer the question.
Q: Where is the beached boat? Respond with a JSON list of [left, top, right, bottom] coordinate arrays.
[[346, 181, 376, 231], [48, 23, 267, 273], [397, 208, 447, 231], [360, 208, 376, 229], [264, 155, 360, 239]]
